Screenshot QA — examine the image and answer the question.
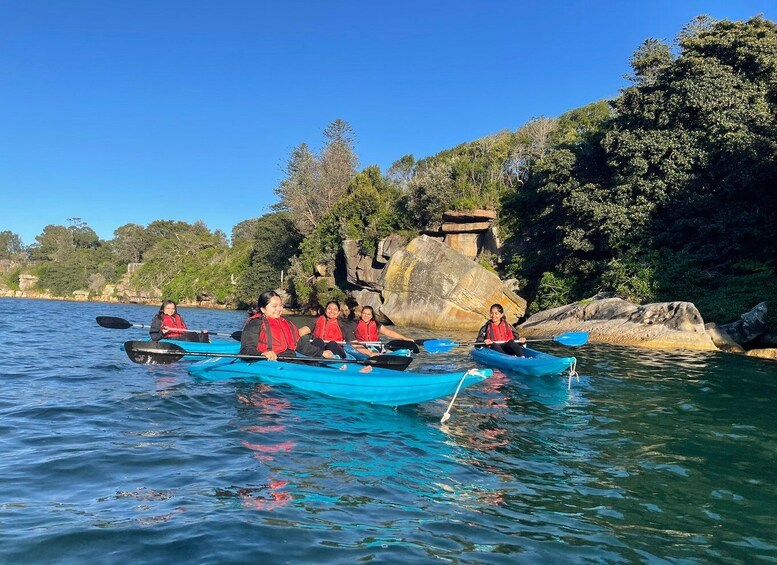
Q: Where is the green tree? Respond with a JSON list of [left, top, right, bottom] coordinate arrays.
[[273, 120, 358, 235], [111, 223, 152, 264], [236, 212, 302, 306], [0, 230, 25, 260], [29, 224, 74, 262]]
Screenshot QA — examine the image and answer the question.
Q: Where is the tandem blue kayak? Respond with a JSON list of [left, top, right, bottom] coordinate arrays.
[[187, 356, 492, 406], [470, 346, 576, 377]]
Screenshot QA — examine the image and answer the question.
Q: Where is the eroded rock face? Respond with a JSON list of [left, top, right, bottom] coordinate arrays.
[[520, 297, 717, 351], [380, 235, 526, 330], [343, 240, 384, 290], [718, 302, 770, 345], [705, 323, 746, 353]]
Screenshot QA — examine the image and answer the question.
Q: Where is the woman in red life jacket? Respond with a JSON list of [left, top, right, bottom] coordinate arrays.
[[475, 303, 526, 357], [240, 291, 333, 360], [307, 300, 354, 359], [149, 300, 209, 343], [351, 305, 413, 357]]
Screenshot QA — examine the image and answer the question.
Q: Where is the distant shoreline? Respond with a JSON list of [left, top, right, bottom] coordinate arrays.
[[0, 291, 234, 310]]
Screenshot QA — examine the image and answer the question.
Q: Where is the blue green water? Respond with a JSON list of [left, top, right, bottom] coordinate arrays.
[[1, 297, 776, 563]]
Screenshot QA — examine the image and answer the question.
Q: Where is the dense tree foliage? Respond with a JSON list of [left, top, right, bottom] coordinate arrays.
[[0, 230, 25, 260], [236, 212, 302, 307], [502, 15, 777, 320]]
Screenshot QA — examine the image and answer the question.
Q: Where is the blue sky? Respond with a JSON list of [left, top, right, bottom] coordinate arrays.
[[1, 0, 772, 245]]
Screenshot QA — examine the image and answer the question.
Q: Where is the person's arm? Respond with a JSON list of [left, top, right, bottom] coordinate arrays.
[[476, 323, 488, 344], [239, 319, 262, 356], [378, 324, 411, 341], [510, 325, 526, 343], [149, 314, 162, 341]]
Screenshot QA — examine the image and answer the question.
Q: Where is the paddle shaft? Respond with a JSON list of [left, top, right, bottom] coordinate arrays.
[[96, 316, 239, 338]]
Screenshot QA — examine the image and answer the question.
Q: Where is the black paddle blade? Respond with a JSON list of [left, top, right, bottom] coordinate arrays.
[[231, 330, 242, 341], [365, 354, 413, 371], [97, 316, 133, 330], [385, 339, 420, 354], [123, 341, 186, 365]]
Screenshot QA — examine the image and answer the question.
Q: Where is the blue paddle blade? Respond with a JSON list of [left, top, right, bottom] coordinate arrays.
[[421, 338, 460, 354], [553, 332, 589, 347]]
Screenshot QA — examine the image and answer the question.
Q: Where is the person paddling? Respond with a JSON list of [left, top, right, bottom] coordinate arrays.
[[308, 300, 354, 359], [150, 300, 209, 343], [475, 303, 526, 357], [352, 305, 413, 357], [240, 291, 333, 360]]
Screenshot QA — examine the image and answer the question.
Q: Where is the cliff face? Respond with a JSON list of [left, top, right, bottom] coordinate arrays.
[[340, 234, 526, 330]]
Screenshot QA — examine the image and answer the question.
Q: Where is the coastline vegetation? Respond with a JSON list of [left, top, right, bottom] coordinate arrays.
[[2, 16, 775, 324]]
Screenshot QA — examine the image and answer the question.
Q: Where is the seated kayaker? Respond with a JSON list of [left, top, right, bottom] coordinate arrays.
[[150, 300, 209, 343], [351, 305, 413, 357], [476, 303, 526, 357], [306, 300, 354, 359], [241, 291, 334, 360]]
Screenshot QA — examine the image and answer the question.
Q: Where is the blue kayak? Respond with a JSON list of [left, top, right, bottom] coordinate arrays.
[[187, 356, 492, 406], [470, 346, 576, 377]]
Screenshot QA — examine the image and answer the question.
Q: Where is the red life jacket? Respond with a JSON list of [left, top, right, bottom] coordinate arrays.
[[313, 315, 344, 342], [354, 319, 379, 342], [162, 313, 187, 338], [486, 320, 513, 342], [249, 313, 299, 354]]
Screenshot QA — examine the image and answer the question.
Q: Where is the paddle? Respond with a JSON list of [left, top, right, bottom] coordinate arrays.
[[122, 341, 413, 371], [96, 316, 242, 341], [422, 331, 589, 354]]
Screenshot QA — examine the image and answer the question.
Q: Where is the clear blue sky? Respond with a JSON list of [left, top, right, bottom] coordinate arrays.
[[1, 0, 772, 245]]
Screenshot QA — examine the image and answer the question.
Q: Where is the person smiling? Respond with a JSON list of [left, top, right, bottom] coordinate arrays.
[[475, 303, 526, 357], [149, 300, 209, 343], [351, 305, 413, 357], [240, 291, 333, 360]]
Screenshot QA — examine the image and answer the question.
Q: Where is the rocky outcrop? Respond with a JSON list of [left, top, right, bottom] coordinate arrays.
[[520, 297, 717, 351], [343, 240, 385, 291], [423, 209, 501, 260], [718, 302, 771, 346], [746, 349, 777, 361], [380, 235, 526, 330], [704, 323, 746, 353]]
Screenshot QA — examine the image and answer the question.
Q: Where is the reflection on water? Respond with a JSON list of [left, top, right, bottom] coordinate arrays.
[[1, 298, 776, 563]]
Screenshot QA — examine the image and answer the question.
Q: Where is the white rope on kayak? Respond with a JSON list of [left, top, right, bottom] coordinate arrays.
[[567, 359, 579, 390], [440, 369, 475, 423]]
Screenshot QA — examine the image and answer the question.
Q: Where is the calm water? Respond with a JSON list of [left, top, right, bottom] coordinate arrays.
[[1, 298, 776, 564]]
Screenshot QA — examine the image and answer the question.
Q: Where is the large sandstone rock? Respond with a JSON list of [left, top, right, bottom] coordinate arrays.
[[718, 302, 770, 346], [443, 233, 480, 259], [342, 240, 383, 290], [377, 234, 406, 264], [746, 348, 777, 361], [19, 274, 38, 291], [520, 297, 717, 351], [442, 209, 497, 222], [704, 323, 746, 353], [380, 235, 526, 330]]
